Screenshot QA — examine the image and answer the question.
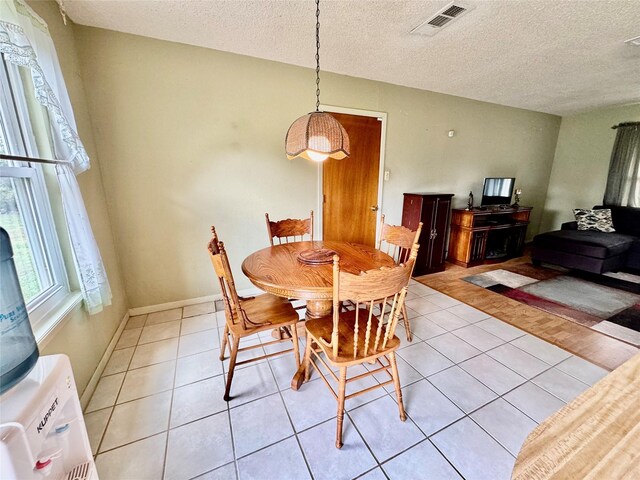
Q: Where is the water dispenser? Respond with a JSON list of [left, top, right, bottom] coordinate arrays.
[[0, 227, 40, 394], [0, 354, 98, 479]]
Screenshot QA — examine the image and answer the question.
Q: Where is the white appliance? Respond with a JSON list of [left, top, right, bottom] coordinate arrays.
[[0, 354, 97, 480]]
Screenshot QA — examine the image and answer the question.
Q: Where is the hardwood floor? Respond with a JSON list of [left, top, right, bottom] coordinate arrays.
[[414, 255, 639, 372]]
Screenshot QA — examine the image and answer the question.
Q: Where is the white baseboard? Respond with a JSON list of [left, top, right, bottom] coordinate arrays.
[[80, 310, 130, 410], [128, 288, 262, 317], [81, 288, 263, 408], [128, 294, 221, 316]]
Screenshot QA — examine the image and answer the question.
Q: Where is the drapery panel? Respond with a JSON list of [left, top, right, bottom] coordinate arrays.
[[0, 0, 111, 314], [56, 164, 112, 314], [604, 122, 640, 208]]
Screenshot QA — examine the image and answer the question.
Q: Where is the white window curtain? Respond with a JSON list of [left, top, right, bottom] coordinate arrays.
[[0, 0, 111, 314]]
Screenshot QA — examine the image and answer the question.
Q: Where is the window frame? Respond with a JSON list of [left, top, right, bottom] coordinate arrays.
[[0, 56, 70, 332]]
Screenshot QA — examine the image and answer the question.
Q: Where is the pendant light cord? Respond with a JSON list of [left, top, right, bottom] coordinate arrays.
[[315, 0, 321, 112]]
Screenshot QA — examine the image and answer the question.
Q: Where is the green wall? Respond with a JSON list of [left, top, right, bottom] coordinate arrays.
[[540, 103, 640, 232], [72, 26, 561, 307]]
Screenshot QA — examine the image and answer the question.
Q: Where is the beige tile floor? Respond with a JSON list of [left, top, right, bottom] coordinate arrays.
[[84, 282, 608, 480]]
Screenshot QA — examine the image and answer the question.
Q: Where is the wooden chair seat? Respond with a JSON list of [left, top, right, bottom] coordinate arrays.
[[227, 294, 299, 336], [306, 309, 400, 365], [208, 226, 300, 401], [296, 247, 417, 448]]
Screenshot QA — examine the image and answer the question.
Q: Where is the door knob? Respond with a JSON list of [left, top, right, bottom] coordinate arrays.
[[370, 205, 379, 212]]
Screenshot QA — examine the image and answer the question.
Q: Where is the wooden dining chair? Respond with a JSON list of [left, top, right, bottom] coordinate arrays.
[[208, 226, 301, 401], [298, 246, 417, 448], [377, 214, 422, 341], [265, 211, 314, 245]]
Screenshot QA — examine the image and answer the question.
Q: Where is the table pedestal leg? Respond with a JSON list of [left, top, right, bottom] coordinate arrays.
[[291, 298, 332, 390], [305, 299, 332, 320]]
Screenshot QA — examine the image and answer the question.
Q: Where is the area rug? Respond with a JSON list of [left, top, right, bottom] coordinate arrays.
[[463, 264, 640, 347]]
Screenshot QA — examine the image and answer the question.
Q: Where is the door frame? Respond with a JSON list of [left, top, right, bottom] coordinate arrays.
[[316, 104, 388, 241]]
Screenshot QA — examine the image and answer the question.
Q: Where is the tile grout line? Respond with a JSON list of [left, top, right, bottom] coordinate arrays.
[[415, 330, 586, 409], [416, 361, 557, 443], [89, 314, 142, 458], [221, 317, 250, 480], [358, 377, 517, 475], [345, 401, 421, 472], [161, 307, 184, 480], [356, 338, 558, 465], [354, 465, 390, 479], [105, 325, 221, 377], [186, 460, 236, 480], [262, 350, 315, 479], [91, 311, 178, 459], [427, 437, 469, 479], [88, 295, 599, 479], [226, 400, 240, 480], [92, 338, 139, 456], [309, 350, 406, 472], [379, 436, 467, 479], [465, 413, 518, 460], [97, 330, 555, 420]]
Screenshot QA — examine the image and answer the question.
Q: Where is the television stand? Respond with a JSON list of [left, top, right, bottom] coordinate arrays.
[[448, 206, 532, 267]]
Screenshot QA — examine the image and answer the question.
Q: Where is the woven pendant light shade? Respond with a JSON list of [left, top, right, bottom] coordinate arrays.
[[285, 112, 350, 161]]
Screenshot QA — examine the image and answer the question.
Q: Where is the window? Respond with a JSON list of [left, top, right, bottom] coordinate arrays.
[[604, 122, 640, 207], [0, 56, 69, 331]]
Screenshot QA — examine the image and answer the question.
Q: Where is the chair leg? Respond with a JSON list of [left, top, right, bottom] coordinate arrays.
[[219, 323, 230, 360], [290, 323, 301, 368], [336, 366, 347, 449], [402, 304, 413, 342], [302, 332, 313, 382], [389, 352, 406, 421], [223, 335, 240, 401]]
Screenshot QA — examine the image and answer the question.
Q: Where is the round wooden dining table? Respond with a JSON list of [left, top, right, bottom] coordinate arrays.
[[241, 240, 395, 320]]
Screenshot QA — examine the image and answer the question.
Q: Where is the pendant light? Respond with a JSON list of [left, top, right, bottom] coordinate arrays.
[[285, 0, 350, 162]]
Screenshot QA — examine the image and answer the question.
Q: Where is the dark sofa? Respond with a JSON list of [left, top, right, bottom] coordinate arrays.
[[532, 205, 640, 274]]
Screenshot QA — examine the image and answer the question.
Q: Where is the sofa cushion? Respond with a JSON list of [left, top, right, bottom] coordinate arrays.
[[627, 240, 640, 270], [594, 205, 640, 237], [533, 230, 635, 259], [573, 208, 615, 232]]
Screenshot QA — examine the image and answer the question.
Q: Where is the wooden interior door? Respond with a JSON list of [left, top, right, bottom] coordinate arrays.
[[322, 113, 381, 246]]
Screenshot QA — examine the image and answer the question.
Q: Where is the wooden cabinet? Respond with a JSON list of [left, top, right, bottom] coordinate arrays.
[[402, 193, 454, 275], [448, 207, 532, 267]]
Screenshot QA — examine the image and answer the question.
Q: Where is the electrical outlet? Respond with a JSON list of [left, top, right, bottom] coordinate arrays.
[[384, 170, 390, 181]]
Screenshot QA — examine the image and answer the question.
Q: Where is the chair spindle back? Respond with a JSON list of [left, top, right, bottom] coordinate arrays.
[[266, 211, 314, 245], [377, 214, 422, 265], [321, 245, 417, 359]]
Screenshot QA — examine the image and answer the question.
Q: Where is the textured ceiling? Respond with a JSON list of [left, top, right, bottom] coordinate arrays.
[[62, 0, 640, 116]]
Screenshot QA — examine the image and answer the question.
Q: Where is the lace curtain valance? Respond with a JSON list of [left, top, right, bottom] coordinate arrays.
[[0, 3, 89, 173]]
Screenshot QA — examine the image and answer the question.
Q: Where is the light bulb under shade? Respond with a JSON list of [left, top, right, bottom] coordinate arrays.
[[307, 150, 329, 162], [285, 112, 350, 161]]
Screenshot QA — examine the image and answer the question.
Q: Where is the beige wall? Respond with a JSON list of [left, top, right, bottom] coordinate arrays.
[[27, 1, 128, 395], [72, 26, 562, 308], [540, 103, 640, 232]]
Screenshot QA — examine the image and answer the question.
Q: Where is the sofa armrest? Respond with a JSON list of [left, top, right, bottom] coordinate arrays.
[[561, 221, 578, 230]]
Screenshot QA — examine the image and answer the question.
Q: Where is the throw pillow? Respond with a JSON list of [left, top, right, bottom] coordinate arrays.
[[573, 208, 616, 232]]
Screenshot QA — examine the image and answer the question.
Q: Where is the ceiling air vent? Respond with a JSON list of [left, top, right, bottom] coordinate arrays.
[[441, 5, 467, 17], [428, 15, 453, 28], [411, 2, 476, 37]]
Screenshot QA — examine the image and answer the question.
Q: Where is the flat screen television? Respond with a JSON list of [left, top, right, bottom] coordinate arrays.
[[481, 177, 515, 206]]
